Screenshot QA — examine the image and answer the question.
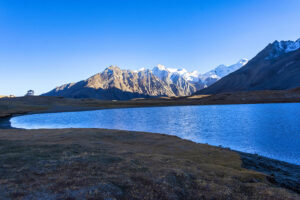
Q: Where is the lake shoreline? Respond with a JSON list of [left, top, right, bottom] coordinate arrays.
[[6, 114, 300, 194], [1, 95, 300, 198], [8, 103, 299, 165], [0, 115, 12, 129]]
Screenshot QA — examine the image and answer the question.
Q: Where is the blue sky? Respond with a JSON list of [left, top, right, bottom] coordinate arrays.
[[1, 0, 300, 96]]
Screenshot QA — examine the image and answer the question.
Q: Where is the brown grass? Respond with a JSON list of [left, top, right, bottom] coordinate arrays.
[[0, 129, 299, 199]]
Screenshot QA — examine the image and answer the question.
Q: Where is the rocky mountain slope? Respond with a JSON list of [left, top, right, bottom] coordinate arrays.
[[43, 66, 197, 100], [43, 59, 248, 100], [197, 38, 300, 94]]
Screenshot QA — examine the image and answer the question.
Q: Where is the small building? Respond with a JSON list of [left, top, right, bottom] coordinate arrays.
[[25, 90, 34, 96]]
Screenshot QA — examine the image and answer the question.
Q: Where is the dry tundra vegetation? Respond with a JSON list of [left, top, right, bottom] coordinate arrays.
[[0, 93, 300, 199], [1, 129, 300, 199]]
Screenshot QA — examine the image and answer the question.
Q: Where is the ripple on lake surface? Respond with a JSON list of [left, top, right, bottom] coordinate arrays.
[[11, 103, 300, 165]]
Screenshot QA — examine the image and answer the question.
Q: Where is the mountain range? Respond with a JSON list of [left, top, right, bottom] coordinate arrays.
[[151, 58, 248, 90], [197, 38, 300, 94], [43, 59, 247, 100], [43, 38, 300, 100]]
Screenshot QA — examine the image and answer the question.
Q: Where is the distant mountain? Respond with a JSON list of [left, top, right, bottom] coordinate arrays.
[[152, 64, 202, 90], [197, 38, 300, 94], [43, 66, 197, 100], [43, 60, 247, 100], [199, 59, 248, 88], [151, 59, 248, 90], [0, 95, 15, 98]]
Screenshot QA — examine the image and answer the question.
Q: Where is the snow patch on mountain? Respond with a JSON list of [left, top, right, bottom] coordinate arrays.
[[266, 38, 300, 60], [280, 38, 300, 53], [200, 59, 248, 81], [152, 64, 170, 81], [152, 65, 200, 84], [150, 59, 248, 89]]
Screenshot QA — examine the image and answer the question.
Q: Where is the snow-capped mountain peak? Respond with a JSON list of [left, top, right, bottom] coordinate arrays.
[[286, 39, 300, 52], [237, 58, 249, 65], [166, 67, 178, 73], [151, 59, 248, 90], [266, 38, 300, 59], [152, 65, 200, 83], [278, 38, 300, 53], [180, 70, 200, 83], [152, 65, 170, 80], [156, 64, 167, 70], [133, 67, 146, 73], [201, 59, 248, 81]]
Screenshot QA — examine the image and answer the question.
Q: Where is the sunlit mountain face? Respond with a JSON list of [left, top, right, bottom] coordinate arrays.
[[43, 59, 248, 100]]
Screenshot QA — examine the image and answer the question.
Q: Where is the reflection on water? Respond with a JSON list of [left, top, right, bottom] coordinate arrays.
[[11, 103, 300, 165]]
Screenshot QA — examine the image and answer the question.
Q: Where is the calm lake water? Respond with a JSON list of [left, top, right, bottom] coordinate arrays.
[[11, 103, 300, 165]]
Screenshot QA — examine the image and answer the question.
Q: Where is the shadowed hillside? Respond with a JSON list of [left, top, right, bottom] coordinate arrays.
[[197, 39, 300, 94]]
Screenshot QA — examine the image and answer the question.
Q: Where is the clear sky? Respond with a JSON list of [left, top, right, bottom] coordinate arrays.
[[1, 0, 300, 96]]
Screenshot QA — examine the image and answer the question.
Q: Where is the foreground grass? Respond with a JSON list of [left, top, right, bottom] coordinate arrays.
[[0, 129, 299, 199]]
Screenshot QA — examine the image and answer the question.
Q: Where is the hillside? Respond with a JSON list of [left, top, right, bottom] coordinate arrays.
[[197, 39, 300, 94]]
